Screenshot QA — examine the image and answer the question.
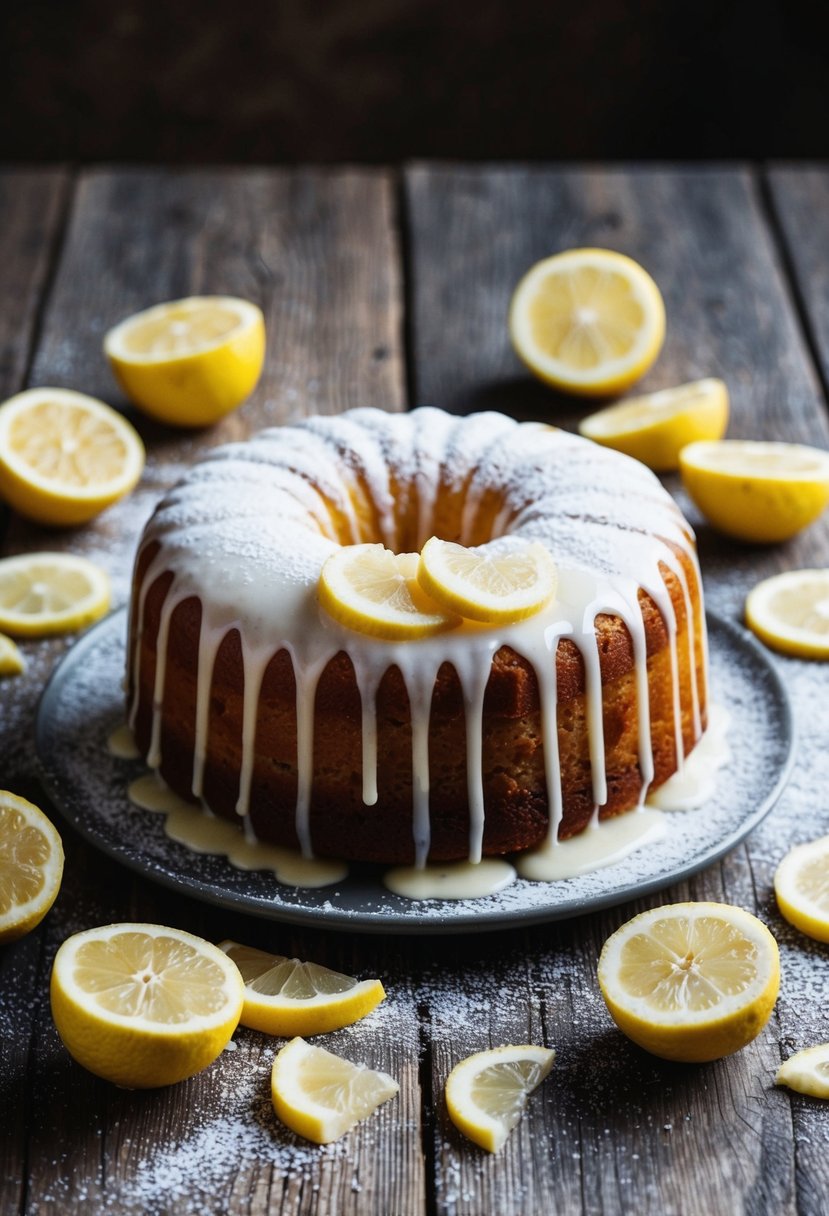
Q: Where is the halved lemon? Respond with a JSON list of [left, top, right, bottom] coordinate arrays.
[[50, 923, 245, 1088], [318, 544, 460, 640], [218, 941, 385, 1036], [774, 835, 829, 942], [417, 536, 557, 624], [776, 1043, 829, 1098], [0, 632, 25, 675], [0, 791, 64, 943], [0, 388, 144, 526], [679, 440, 829, 543], [444, 1045, 555, 1153], [509, 248, 665, 397], [578, 378, 729, 471], [597, 902, 780, 1062], [745, 569, 829, 659], [104, 296, 265, 427], [271, 1036, 399, 1144], [0, 552, 110, 637]]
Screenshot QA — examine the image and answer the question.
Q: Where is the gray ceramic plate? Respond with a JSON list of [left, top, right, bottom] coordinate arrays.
[[36, 609, 794, 934]]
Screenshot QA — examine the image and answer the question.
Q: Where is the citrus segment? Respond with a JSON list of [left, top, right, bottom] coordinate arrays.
[[774, 835, 829, 942], [318, 544, 460, 639], [776, 1044, 829, 1098], [105, 296, 265, 427], [417, 536, 557, 623], [444, 1044, 555, 1153], [0, 632, 25, 676], [509, 248, 665, 396], [679, 440, 829, 543], [597, 902, 780, 1062], [50, 923, 244, 1088], [0, 552, 110, 637], [578, 378, 729, 470], [271, 1036, 399, 1144], [219, 941, 385, 1036], [0, 791, 64, 943], [746, 569, 829, 659], [0, 388, 144, 526]]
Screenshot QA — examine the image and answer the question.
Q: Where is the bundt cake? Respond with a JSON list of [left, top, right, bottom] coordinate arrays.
[[127, 407, 707, 866]]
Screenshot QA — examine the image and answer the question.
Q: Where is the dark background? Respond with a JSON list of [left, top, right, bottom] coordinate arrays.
[[3, 0, 829, 163]]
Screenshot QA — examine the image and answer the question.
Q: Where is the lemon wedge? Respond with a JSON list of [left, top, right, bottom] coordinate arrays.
[[105, 296, 265, 427], [0, 632, 25, 676], [0, 791, 64, 943], [679, 440, 829, 543], [418, 536, 557, 624], [318, 544, 459, 640], [777, 1043, 829, 1098], [218, 941, 386, 1036], [0, 388, 144, 526], [444, 1045, 555, 1153], [271, 1036, 399, 1144], [50, 923, 244, 1088], [578, 378, 729, 471], [597, 902, 780, 1062], [745, 569, 829, 659], [0, 552, 110, 637], [509, 248, 665, 397], [774, 835, 829, 942]]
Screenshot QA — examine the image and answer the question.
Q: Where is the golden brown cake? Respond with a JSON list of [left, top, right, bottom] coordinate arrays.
[[127, 407, 707, 866]]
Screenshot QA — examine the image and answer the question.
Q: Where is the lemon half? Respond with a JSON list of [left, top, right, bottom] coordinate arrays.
[[774, 835, 829, 942], [746, 569, 829, 659], [0, 552, 110, 637], [0, 791, 64, 943]]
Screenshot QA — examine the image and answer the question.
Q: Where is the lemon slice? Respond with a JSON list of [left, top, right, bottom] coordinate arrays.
[[50, 923, 244, 1088], [0, 791, 64, 943], [578, 378, 729, 471], [777, 1043, 829, 1098], [0, 552, 110, 637], [418, 536, 557, 624], [0, 632, 25, 675], [509, 248, 665, 397], [318, 544, 459, 640], [0, 388, 145, 526], [774, 835, 829, 942], [597, 902, 780, 1062], [218, 941, 386, 1036], [271, 1036, 399, 1144], [745, 570, 829, 659], [105, 296, 265, 427], [679, 440, 829, 543], [444, 1045, 555, 1153]]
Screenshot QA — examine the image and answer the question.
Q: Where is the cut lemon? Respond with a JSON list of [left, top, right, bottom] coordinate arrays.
[[445, 1045, 555, 1153], [318, 544, 459, 640], [271, 1036, 399, 1144], [745, 569, 829, 659], [774, 835, 829, 942], [578, 378, 729, 471], [0, 552, 110, 637], [0, 388, 145, 526], [509, 248, 665, 397], [679, 440, 829, 543], [776, 1044, 829, 1098], [0, 632, 25, 676], [597, 902, 780, 1062], [105, 296, 265, 427], [418, 536, 557, 623], [0, 791, 64, 943], [50, 923, 245, 1088], [218, 941, 385, 1036]]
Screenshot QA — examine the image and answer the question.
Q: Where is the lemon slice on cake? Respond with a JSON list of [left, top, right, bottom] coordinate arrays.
[[0, 633, 25, 676], [219, 941, 385, 1036], [578, 378, 729, 470], [774, 835, 829, 942], [105, 296, 265, 427], [777, 1044, 829, 1098], [509, 248, 665, 397], [418, 537, 557, 623], [745, 569, 829, 659], [0, 791, 64, 943], [680, 440, 829, 543], [50, 923, 244, 1088], [597, 902, 780, 1062], [444, 1045, 555, 1153], [271, 1036, 399, 1144], [319, 544, 460, 639], [0, 388, 144, 526], [0, 552, 110, 637]]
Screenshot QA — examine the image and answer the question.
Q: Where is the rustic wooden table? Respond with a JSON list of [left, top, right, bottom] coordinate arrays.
[[1, 165, 828, 1216]]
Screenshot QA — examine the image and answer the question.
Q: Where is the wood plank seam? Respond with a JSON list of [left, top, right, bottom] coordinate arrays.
[[16, 171, 75, 394]]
